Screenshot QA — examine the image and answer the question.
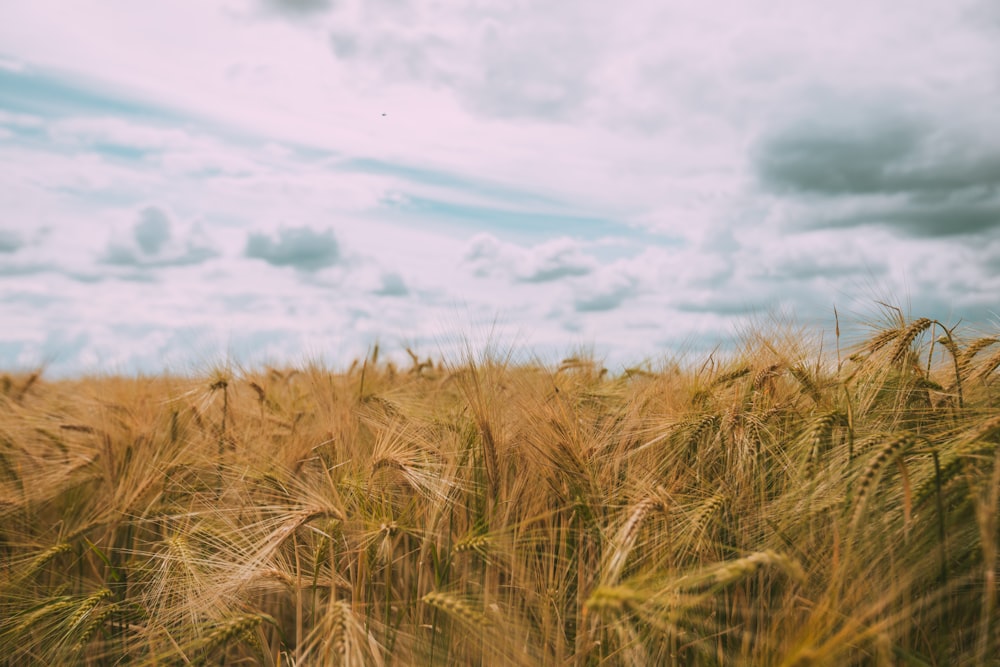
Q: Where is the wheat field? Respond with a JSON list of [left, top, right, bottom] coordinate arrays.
[[1, 310, 998, 665]]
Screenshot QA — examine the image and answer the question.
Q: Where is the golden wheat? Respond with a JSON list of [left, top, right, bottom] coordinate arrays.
[[0, 310, 997, 665]]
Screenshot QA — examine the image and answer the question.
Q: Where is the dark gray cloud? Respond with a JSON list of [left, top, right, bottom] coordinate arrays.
[[245, 226, 340, 271], [756, 114, 923, 196], [756, 108, 1000, 238], [263, 0, 333, 15], [759, 121, 1000, 198], [817, 201, 1000, 238], [0, 229, 23, 253]]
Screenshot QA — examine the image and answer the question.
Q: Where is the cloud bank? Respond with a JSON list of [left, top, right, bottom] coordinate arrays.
[[0, 0, 998, 376]]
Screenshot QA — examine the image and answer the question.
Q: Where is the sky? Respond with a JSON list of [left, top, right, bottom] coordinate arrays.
[[1, 0, 999, 376]]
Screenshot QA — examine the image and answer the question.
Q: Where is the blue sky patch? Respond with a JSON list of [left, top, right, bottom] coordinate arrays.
[[0, 65, 178, 121]]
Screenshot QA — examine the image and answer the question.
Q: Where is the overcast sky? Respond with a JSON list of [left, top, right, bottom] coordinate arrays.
[[2, 0, 999, 376]]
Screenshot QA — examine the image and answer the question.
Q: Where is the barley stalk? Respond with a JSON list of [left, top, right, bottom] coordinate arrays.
[[712, 365, 751, 388], [970, 348, 1000, 383], [73, 601, 118, 652], [752, 363, 783, 392], [605, 496, 662, 584], [193, 613, 264, 664], [866, 327, 902, 356], [453, 533, 491, 556], [1, 310, 998, 665], [850, 433, 920, 530], [422, 591, 491, 628], [585, 584, 644, 614], [890, 318, 932, 365], [66, 588, 113, 634], [958, 337, 998, 376], [704, 550, 805, 588], [19, 542, 72, 583], [807, 411, 845, 465]]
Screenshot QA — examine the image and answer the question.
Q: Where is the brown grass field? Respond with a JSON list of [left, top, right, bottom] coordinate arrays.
[[1, 309, 998, 665]]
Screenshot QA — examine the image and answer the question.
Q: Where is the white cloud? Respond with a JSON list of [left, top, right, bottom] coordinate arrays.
[[463, 234, 597, 283], [101, 206, 218, 268], [519, 239, 596, 283]]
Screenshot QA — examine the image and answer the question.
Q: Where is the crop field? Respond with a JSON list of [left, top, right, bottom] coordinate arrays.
[[1, 311, 998, 665]]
